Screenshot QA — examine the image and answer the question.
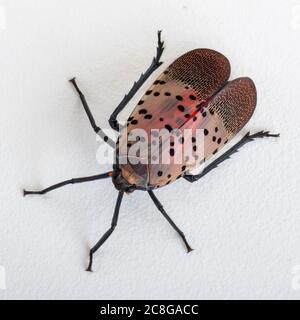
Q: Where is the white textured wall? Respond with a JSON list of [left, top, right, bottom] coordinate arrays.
[[0, 0, 299, 299]]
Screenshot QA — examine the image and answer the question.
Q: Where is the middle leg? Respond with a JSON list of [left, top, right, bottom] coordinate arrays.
[[86, 191, 124, 272], [148, 190, 193, 253], [23, 172, 112, 196]]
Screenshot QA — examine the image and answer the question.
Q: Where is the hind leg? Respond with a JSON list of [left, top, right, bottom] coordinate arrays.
[[184, 131, 280, 183]]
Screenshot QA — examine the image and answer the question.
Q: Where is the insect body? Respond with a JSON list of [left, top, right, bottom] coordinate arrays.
[[117, 49, 256, 190], [24, 32, 279, 271]]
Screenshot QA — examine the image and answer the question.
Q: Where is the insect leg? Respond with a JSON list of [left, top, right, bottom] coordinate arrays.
[[184, 131, 280, 183], [109, 31, 165, 132], [69, 78, 115, 148], [86, 191, 124, 272], [148, 190, 193, 253], [23, 172, 112, 196]]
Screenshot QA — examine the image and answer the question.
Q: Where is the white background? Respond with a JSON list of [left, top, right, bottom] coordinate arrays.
[[0, 0, 299, 300]]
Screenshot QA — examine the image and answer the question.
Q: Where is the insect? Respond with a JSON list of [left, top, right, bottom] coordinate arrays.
[[24, 31, 279, 272]]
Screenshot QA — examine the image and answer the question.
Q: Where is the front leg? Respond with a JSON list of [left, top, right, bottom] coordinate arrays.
[[109, 31, 165, 132], [184, 131, 280, 183]]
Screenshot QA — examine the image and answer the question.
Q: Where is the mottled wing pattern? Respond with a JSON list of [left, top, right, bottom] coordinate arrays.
[[146, 78, 256, 188], [207, 77, 257, 135], [126, 49, 230, 132], [187, 77, 257, 167], [118, 49, 256, 189]]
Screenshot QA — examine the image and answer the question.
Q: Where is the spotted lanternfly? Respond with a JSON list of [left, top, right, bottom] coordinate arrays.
[[24, 31, 279, 272]]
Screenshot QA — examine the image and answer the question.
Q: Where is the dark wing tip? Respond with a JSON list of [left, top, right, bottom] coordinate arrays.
[[209, 77, 257, 134], [168, 48, 231, 100]]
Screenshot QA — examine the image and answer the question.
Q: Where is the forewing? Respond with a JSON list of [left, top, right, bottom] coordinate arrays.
[[147, 77, 257, 187], [120, 49, 231, 187], [126, 48, 231, 133], [119, 50, 255, 189]]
